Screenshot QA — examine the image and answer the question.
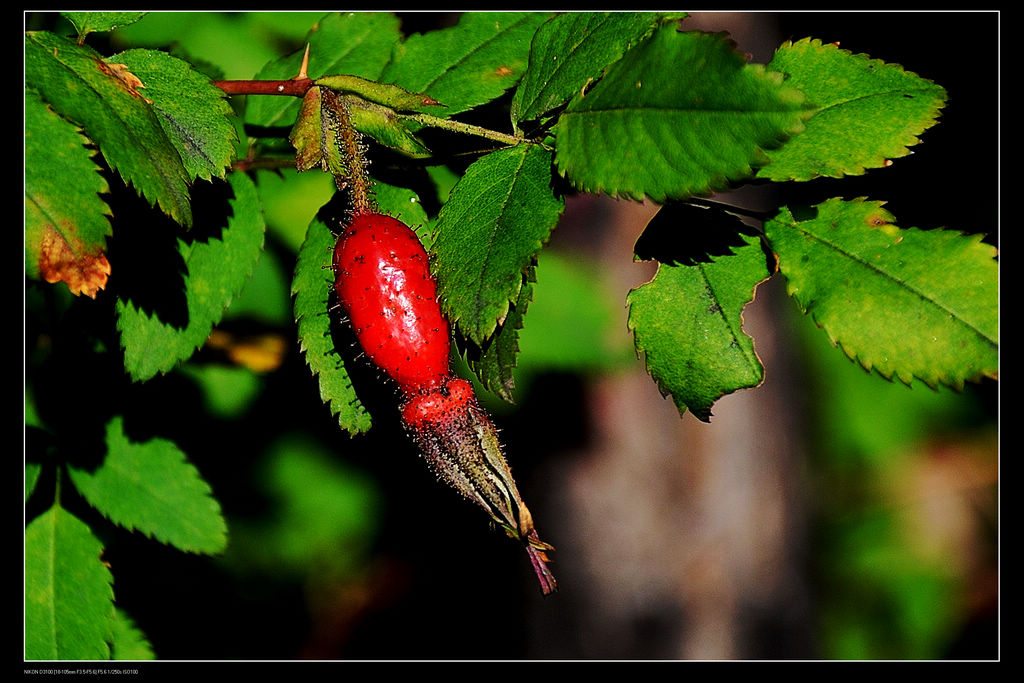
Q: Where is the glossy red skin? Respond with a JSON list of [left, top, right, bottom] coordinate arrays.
[[333, 213, 451, 393]]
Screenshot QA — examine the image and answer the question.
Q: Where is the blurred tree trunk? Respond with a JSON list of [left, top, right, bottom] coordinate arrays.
[[525, 196, 814, 659], [523, 12, 819, 659]]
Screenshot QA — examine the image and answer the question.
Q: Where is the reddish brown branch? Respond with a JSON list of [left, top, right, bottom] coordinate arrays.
[[213, 78, 313, 97]]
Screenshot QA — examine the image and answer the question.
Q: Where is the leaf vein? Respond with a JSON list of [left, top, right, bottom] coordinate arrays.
[[793, 223, 996, 348]]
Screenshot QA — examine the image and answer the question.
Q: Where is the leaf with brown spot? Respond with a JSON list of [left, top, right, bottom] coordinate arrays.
[[25, 88, 113, 297], [108, 49, 237, 182], [101, 61, 151, 102], [37, 225, 112, 298], [25, 31, 192, 226]]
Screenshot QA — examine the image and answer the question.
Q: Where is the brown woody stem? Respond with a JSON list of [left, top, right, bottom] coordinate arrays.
[[212, 80, 529, 151], [213, 78, 313, 97]]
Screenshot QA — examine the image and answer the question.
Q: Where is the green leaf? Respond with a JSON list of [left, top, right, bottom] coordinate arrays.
[[468, 270, 535, 402], [25, 30, 193, 226], [315, 73, 444, 112], [116, 172, 266, 382], [62, 11, 148, 41], [373, 178, 434, 236], [292, 208, 372, 435], [25, 88, 113, 297], [472, 247, 635, 401], [245, 12, 400, 128], [111, 609, 155, 660], [292, 181, 430, 435], [108, 48, 238, 182], [181, 364, 263, 419], [288, 86, 349, 174], [791, 289, 985, 467], [517, 249, 634, 372], [25, 504, 115, 660], [758, 38, 948, 181], [511, 11, 678, 125], [256, 168, 335, 252], [627, 222, 771, 421], [381, 12, 550, 116], [432, 143, 564, 344], [26, 462, 43, 502], [555, 25, 811, 202], [764, 198, 998, 388], [345, 95, 432, 159], [67, 416, 227, 554]]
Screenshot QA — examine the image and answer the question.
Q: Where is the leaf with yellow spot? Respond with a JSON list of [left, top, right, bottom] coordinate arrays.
[[765, 198, 998, 389]]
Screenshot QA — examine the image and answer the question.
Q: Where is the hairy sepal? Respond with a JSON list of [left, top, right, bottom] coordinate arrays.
[[400, 378, 557, 595]]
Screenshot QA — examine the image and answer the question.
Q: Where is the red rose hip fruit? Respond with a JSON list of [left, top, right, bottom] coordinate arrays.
[[333, 212, 451, 394], [332, 211, 557, 595]]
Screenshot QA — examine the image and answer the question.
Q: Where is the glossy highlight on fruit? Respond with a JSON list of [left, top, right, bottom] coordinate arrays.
[[333, 212, 451, 394]]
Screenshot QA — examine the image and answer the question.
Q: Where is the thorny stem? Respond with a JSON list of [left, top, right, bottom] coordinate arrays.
[[212, 77, 528, 150], [213, 43, 313, 96]]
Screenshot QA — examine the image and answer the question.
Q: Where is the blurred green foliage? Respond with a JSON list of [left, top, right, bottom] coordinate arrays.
[[787, 293, 996, 659]]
